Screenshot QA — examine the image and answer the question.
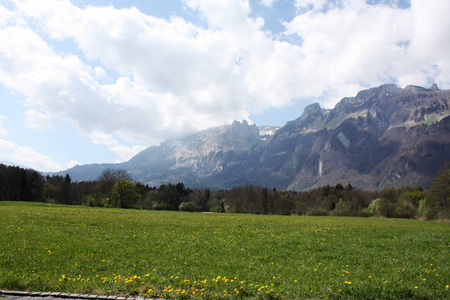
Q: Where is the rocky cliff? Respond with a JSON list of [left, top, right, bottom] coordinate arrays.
[[55, 84, 450, 191]]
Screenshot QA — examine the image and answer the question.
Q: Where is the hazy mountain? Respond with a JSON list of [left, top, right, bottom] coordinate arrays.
[[124, 120, 280, 187], [52, 83, 450, 191], [52, 121, 281, 186]]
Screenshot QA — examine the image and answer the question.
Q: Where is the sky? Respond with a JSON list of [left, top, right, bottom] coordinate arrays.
[[0, 0, 449, 172]]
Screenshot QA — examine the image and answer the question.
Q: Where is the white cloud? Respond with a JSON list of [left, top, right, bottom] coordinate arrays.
[[259, 0, 278, 7], [23, 109, 52, 130], [0, 114, 7, 137], [88, 131, 118, 147], [294, 0, 328, 12], [88, 131, 146, 161], [284, 0, 450, 107], [0, 0, 448, 160], [1, 0, 259, 143], [67, 160, 81, 169], [110, 145, 147, 161], [0, 3, 13, 27], [0, 138, 62, 171], [400, 0, 450, 88]]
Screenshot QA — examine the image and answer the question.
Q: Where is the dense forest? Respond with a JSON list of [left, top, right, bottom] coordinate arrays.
[[0, 163, 448, 220]]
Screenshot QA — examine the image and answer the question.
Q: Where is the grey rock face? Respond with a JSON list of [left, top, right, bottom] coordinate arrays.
[[55, 84, 450, 191]]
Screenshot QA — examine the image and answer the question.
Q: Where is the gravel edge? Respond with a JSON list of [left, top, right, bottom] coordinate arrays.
[[0, 290, 167, 300]]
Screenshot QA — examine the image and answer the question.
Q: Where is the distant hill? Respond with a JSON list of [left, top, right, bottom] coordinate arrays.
[[51, 84, 450, 191]]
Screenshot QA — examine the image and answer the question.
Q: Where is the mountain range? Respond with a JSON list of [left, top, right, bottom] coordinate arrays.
[[53, 83, 450, 191]]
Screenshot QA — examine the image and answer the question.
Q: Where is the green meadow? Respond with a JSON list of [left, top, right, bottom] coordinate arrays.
[[1, 202, 449, 299]]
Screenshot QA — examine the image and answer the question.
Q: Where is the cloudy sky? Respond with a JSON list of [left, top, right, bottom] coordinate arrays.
[[0, 0, 449, 172]]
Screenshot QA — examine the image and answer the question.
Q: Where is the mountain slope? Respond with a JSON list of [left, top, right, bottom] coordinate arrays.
[[242, 84, 450, 190], [124, 120, 277, 186], [54, 84, 450, 190]]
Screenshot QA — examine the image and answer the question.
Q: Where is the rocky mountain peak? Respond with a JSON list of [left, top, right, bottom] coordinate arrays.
[[430, 83, 439, 91], [333, 84, 402, 112], [284, 103, 326, 132], [355, 84, 400, 100], [230, 120, 260, 140], [55, 83, 450, 191], [303, 103, 322, 116]]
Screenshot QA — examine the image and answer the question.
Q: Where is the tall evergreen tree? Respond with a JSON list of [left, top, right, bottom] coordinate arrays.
[[427, 163, 450, 219]]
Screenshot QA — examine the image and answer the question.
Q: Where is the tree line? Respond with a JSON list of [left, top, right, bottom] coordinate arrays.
[[0, 163, 448, 220]]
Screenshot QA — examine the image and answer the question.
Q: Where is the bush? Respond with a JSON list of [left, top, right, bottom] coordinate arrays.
[[178, 201, 200, 212], [358, 208, 373, 217], [393, 193, 416, 218], [211, 205, 225, 213], [152, 202, 173, 210], [330, 199, 349, 216], [294, 201, 307, 215], [416, 199, 436, 220], [367, 198, 382, 216], [307, 207, 329, 216], [394, 199, 416, 218]]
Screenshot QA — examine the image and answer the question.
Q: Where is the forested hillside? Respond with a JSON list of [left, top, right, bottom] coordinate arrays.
[[1, 163, 448, 219]]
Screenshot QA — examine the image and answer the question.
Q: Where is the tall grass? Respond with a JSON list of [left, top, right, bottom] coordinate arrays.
[[1, 201, 449, 299]]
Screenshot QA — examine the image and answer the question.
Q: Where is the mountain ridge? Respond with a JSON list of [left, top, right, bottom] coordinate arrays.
[[50, 83, 450, 191]]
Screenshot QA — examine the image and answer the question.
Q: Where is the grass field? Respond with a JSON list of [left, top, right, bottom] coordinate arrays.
[[1, 201, 449, 299]]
